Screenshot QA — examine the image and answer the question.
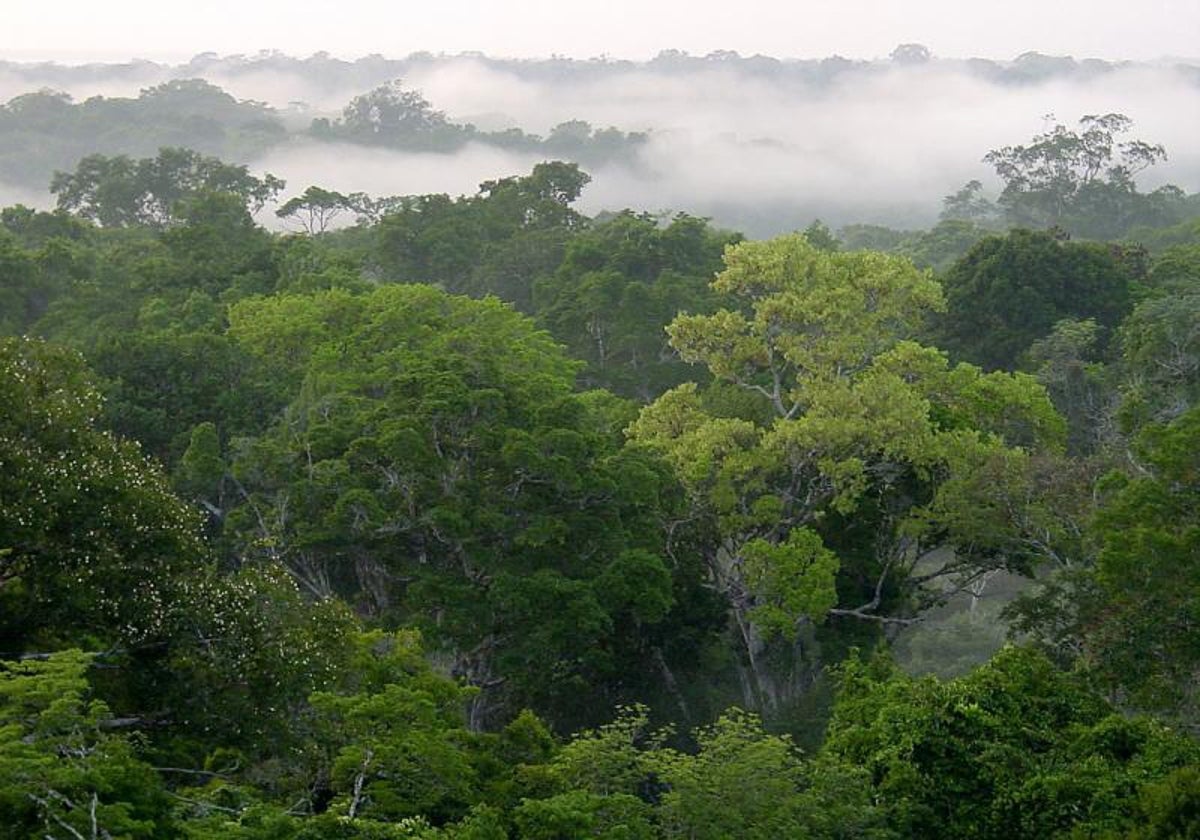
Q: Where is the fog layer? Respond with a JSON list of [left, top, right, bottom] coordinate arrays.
[[4, 54, 1198, 234]]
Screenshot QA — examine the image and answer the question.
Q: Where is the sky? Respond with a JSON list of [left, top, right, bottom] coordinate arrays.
[[4, 0, 1199, 63]]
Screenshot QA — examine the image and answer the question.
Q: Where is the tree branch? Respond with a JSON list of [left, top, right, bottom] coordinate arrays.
[[827, 607, 923, 626]]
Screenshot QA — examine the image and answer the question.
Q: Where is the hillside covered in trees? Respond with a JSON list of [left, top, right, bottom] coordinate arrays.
[[1, 53, 1199, 838]]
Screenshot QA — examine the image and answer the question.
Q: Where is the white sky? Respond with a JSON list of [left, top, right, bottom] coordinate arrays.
[[3, 0, 1198, 63]]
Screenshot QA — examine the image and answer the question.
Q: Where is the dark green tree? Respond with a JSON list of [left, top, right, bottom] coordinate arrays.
[[1082, 408, 1200, 720], [822, 646, 1200, 839], [223, 285, 699, 728], [938, 228, 1136, 370], [0, 337, 206, 651], [51, 147, 284, 228], [534, 211, 736, 398]]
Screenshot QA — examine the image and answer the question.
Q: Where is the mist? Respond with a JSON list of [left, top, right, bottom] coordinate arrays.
[[258, 58, 1200, 232], [4, 53, 1199, 235], [0, 182, 54, 212], [276, 58, 1200, 233]]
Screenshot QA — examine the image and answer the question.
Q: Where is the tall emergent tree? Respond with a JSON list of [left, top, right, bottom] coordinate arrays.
[[979, 113, 1186, 238], [630, 234, 1063, 711]]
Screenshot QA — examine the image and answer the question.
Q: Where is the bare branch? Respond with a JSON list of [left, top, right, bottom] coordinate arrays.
[[27, 792, 87, 840], [347, 748, 373, 820], [827, 607, 923, 626]]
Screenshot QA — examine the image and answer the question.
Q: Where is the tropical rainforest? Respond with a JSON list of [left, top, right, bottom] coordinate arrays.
[[1, 51, 1199, 839]]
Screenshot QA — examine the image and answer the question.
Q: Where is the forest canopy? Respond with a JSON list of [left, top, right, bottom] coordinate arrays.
[[0, 51, 1198, 837]]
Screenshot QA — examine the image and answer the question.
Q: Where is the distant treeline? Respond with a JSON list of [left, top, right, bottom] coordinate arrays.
[[5, 46, 1200, 93], [0, 76, 646, 192]]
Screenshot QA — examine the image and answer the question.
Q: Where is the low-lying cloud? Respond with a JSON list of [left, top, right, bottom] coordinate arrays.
[[6, 55, 1200, 235], [255, 59, 1200, 233]]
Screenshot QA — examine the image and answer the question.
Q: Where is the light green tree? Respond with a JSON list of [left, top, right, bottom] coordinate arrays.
[[0, 651, 170, 838], [630, 234, 1064, 710]]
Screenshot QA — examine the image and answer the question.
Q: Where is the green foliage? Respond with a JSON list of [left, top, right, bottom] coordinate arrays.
[[223, 285, 691, 727], [1127, 765, 1200, 839], [0, 231, 45, 336], [1086, 408, 1200, 717], [307, 631, 478, 823], [1125, 215, 1200, 255], [312, 81, 645, 166], [160, 189, 276, 292], [938, 228, 1136, 370], [513, 791, 654, 839], [941, 180, 1000, 226], [743, 529, 839, 638], [900, 219, 993, 273], [822, 646, 1200, 839], [981, 113, 1186, 239], [801, 219, 841, 252], [51, 147, 284, 228], [1117, 257, 1200, 429], [0, 651, 170, 839], [525, 704, 889, 839], [839, 219, 991, 274], [372, 163, 590, 310], [535, 210, 736, 397], [315, 81, 465, 151], [0, 337, 206, 649], [277, 186, 360, 235], [2, 81, 1198, 839], [631, 234, 1063, 711], [158, 564, 359, 755], [1025, 318, 1113, 453], [96, 327, 278, 465], [0, 81, 285, 191], [651, 709, 808, 839]]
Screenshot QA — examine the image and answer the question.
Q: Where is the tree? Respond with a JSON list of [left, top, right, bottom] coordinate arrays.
[[821, 646, 1200, 839], [51, 148, 284, 228], [533, 211, 736, 398], [979, 113, 1183, 238], [305, 631, 481, 824], [801, 219, 840, 252], [323, 81, 465, 150], [159, 189, 277, 295], [223, 286, 696, 728], [1117, 251, 1200, 428], [939, 180, 998, 225], [0, 231, 41, 335], [1081, 408, 1200, 720], [477, 161, 592, 230], [629, 235, 1064, 711], [0, 337, 206, 651], [937, 228, 1136, 370], [372, 163, 591, 306], [521, 704, 888, 839], [0, 651, 171, 839], [1024, 318, 1119, 456], [96, 327, 278, 466], [0, 79, 285, 192], [276, 186, 355, 235]]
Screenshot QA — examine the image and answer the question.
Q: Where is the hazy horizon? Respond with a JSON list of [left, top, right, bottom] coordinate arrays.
[[4, 0, 1198, 65], [3, 45, 1197, 237]]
